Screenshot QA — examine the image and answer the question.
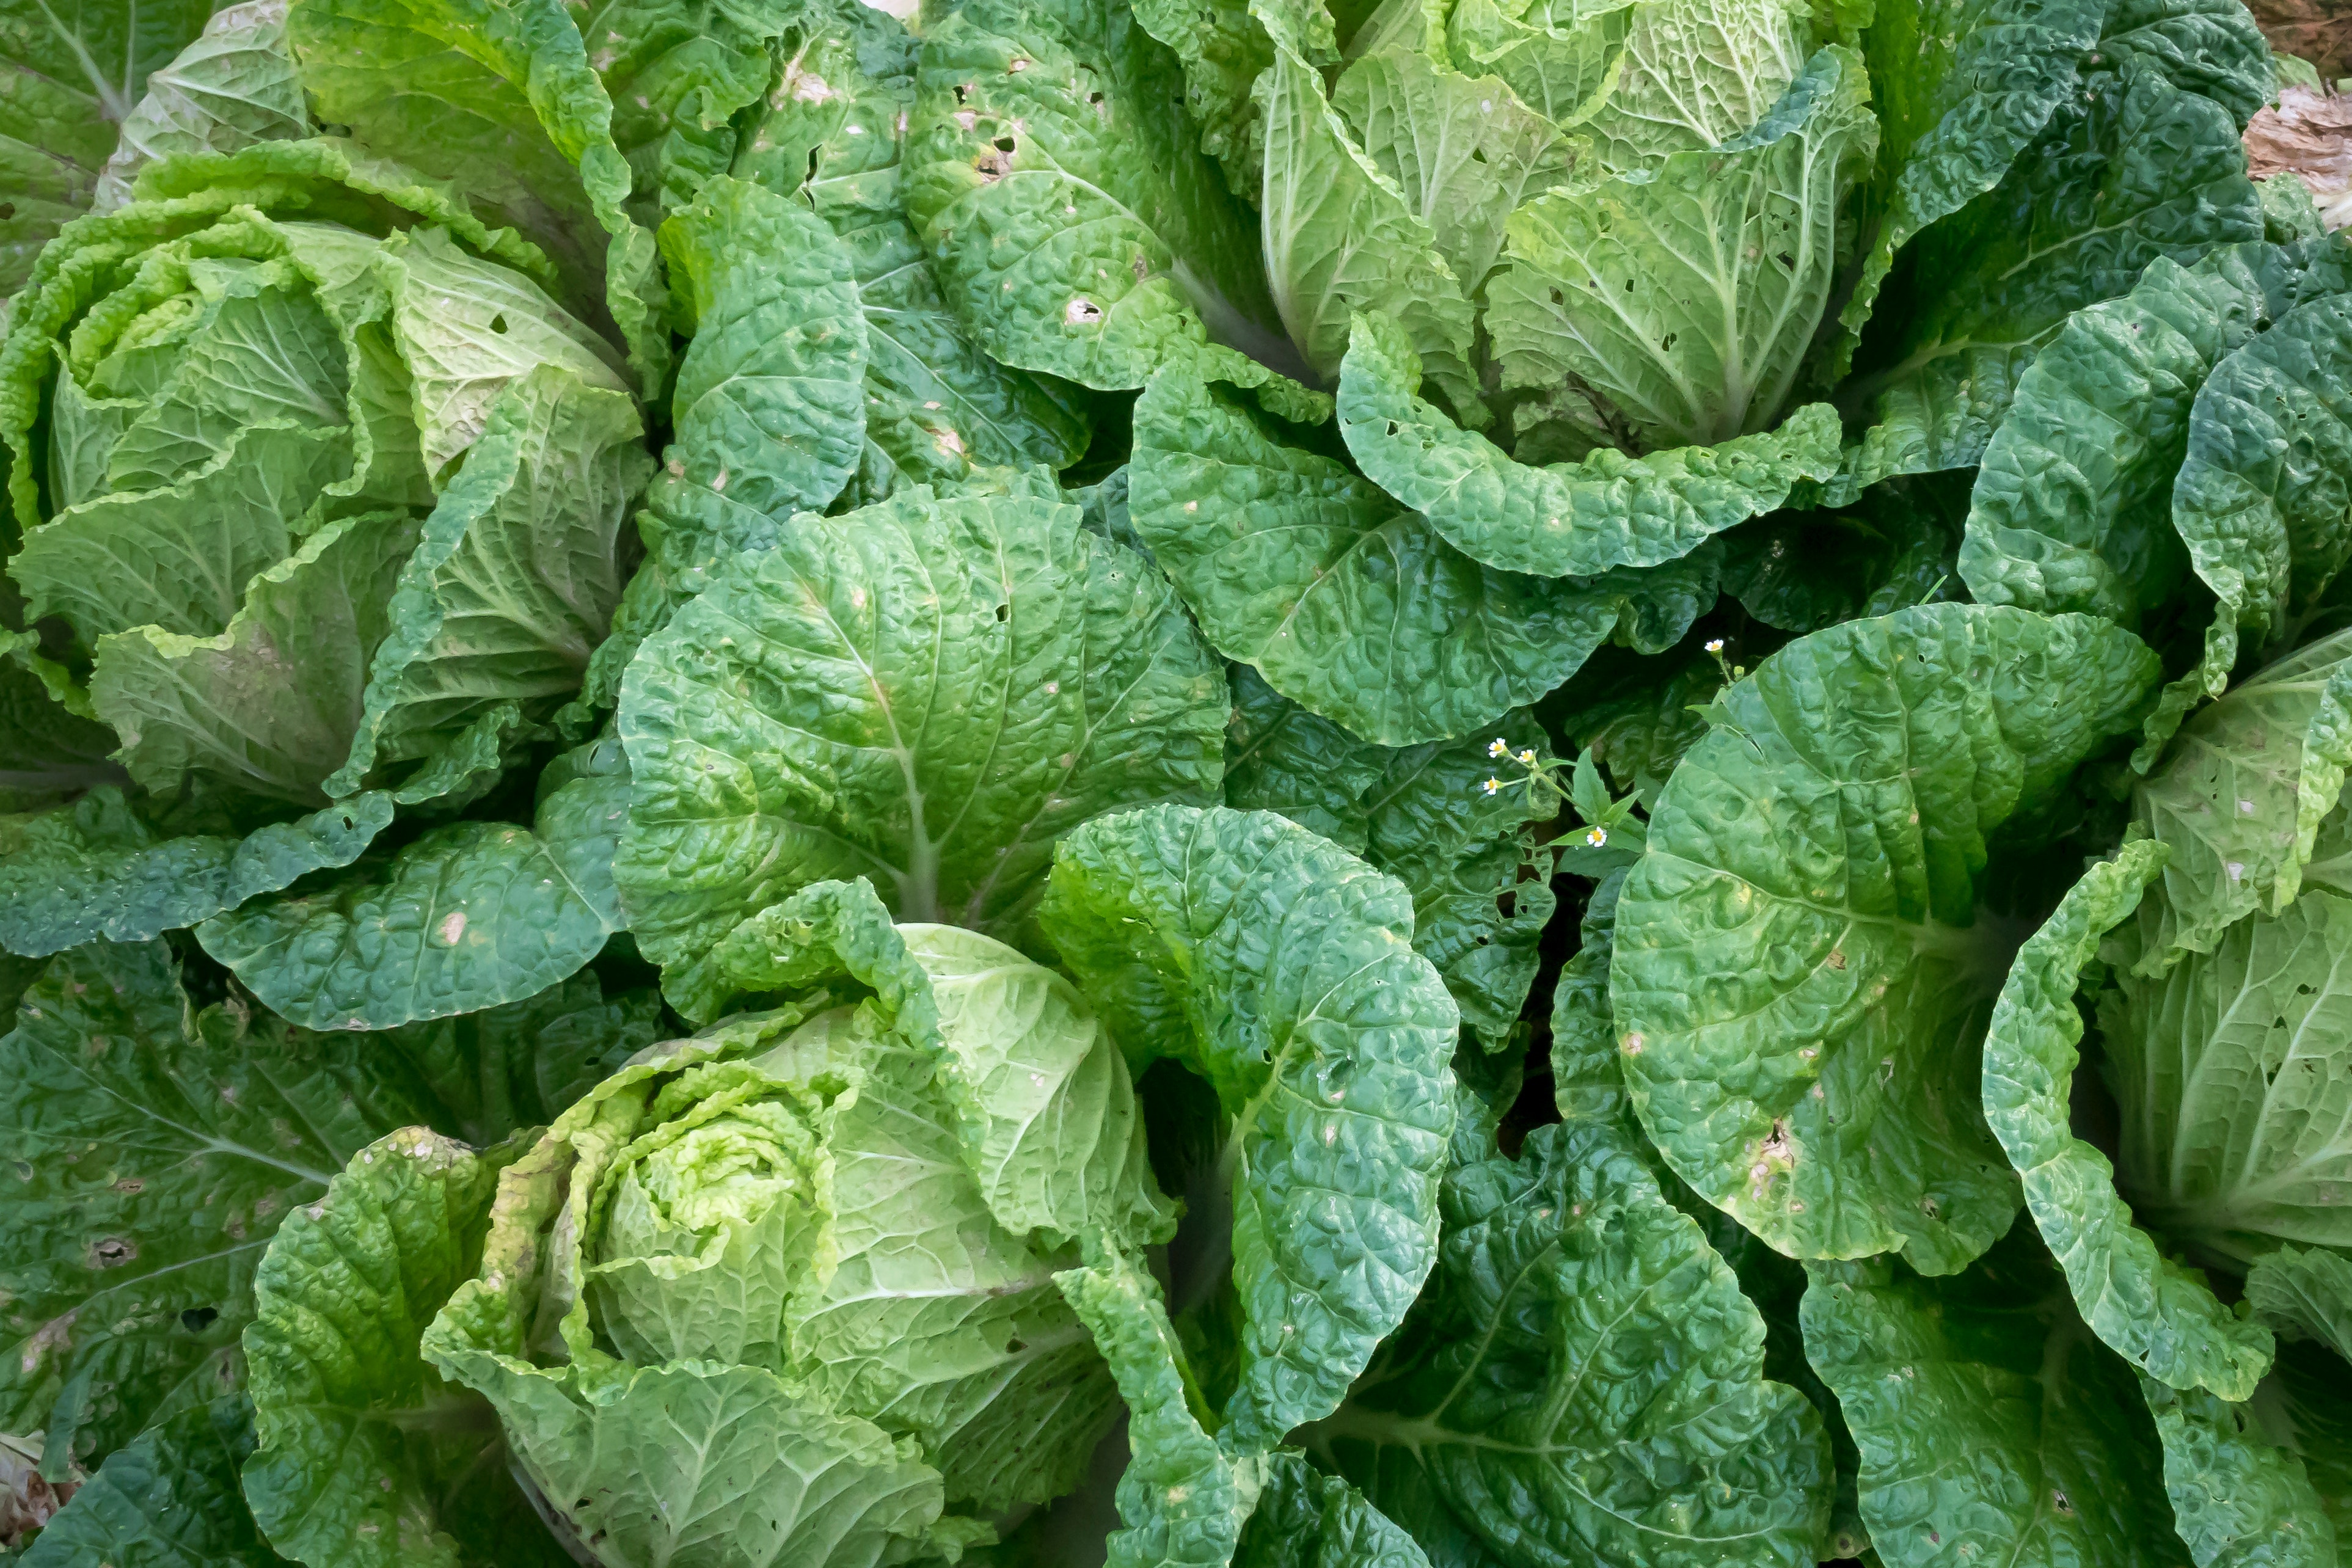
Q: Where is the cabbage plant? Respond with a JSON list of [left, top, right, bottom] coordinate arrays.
[[907, 0, 2273, 748], [237, 795, 1467, 1568], [1756, 618, 2352, 1566], [417, 880, 1175, 1564], [1974, 630, 2352, 1401], [0, 137, 648, 1027]]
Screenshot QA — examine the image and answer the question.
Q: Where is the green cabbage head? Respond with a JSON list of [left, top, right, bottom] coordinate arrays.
[[423, 878, 1175, 1566], [0, 136, 646, 819]]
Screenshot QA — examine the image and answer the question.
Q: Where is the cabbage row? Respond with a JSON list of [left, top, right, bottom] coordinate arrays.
[[0, 0, 2346, 1563]]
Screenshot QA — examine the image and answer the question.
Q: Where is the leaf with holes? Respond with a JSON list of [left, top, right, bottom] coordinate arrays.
[[614, 480, 1227, 1019], [0, 941, 467, 1478], [903, 0, 1287, 390], [1612, 603, 2161, 1274]]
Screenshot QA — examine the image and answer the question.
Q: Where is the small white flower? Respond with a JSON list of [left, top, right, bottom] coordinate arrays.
[[1488, 738, 1510, 757], [1517, 748, 1538, 765], [1482, 777, 1502, 795], [1704, 638, 1726, 654], [1585, 826, 1609, 847]]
